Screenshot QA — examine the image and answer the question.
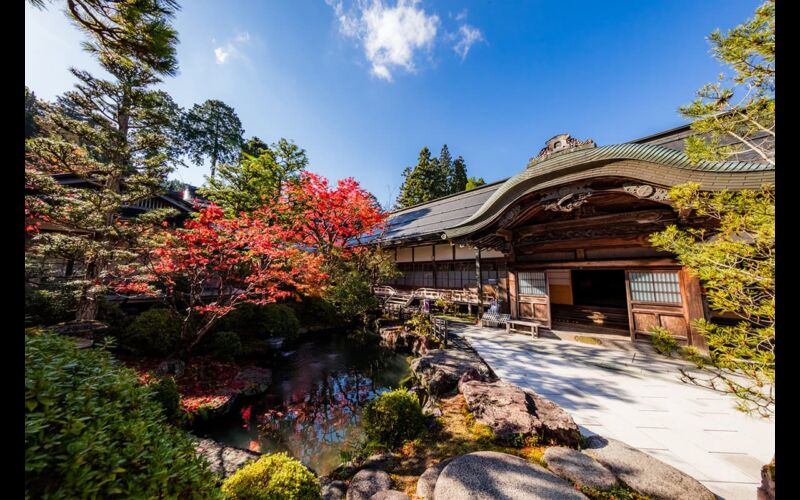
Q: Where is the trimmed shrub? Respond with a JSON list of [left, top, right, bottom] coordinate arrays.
[[221, 452, 320, 500], [96, 298, 131, 339], [362, 388, 425, 449], [123, 308, 181, 356], [207, 331, 243, 361], [24, 286, 76, 326], [150, 376, 181, 423], [294, 295, 339, 327], [649, 326, 679, 357], [216, 303, 300, 340], [25, 330, 219, 499], [262, 304, 300, 340]]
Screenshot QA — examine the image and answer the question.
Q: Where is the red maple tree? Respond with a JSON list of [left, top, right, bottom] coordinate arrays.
[[113, 172, 387, 355]]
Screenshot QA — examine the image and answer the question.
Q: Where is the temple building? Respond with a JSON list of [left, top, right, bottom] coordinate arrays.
[[373, 125, 774, 350]]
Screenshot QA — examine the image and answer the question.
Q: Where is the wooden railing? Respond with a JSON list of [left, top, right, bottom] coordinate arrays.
[[432, 316, 448, 347]]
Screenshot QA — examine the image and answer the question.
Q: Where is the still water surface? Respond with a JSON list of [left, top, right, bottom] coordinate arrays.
[[200, 333, 410, 475]]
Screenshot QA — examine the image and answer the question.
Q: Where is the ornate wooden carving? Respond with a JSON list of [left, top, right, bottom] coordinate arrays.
[[543, 191, 592, 212], [621, 183, 670, 202], [498, 205, 521, 228]]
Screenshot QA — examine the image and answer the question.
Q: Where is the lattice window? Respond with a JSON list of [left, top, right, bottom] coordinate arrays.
[[518, 271, 547, 296], [629, 271, 682, 305]]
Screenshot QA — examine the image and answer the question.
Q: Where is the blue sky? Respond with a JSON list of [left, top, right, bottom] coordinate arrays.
[[25, 0, 761, 208]]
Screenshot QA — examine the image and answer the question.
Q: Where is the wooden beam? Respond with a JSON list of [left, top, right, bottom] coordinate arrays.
[[515, 209, 675, 236], [516, 235, 653, 251], [514, 258, 680, 269]]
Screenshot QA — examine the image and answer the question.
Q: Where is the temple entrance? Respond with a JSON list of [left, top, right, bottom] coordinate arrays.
[[551, 269, 630, 334]]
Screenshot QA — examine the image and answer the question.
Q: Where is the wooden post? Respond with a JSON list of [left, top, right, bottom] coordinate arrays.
[[681, 269, 709, 351], [475, 247, 484, 316]]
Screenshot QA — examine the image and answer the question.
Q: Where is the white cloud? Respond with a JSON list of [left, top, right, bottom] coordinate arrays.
[[213, 31, 251, 65], [327, 0, 439, 81], [214, 47, 230, 64], [453, 23, 484, 60]]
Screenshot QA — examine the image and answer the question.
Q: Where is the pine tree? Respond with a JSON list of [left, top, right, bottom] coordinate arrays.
[[25, 0, 182, 322], [25, 86, 44, 139], [181, 99, 244, 178], [451, 155, 468, 193], [396, 146, 440, 208], [650, 0, 774, 416], [437, 144, 454, 194], [200, 138, 308, 214]]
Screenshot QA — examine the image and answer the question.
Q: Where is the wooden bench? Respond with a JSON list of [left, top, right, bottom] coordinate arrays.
[[480, 312, 511, 328], [506, 319, 540, 338]]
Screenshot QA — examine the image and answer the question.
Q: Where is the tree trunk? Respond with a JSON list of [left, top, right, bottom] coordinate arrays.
[[75, 259, 99, 321]]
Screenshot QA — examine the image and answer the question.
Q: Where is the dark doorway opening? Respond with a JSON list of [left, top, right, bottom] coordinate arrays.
[[552, 270, 630, 334], [572, 270, 627, 308]]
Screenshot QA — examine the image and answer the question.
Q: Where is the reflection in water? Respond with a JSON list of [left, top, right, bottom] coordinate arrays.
[[200, 333, 409, 475]]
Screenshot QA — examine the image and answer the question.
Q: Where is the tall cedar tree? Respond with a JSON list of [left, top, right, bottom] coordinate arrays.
[[199, 138, 309, 215], [396, 145, 472, 208], [240, 136, 270, 159], [25, 0, 183, 321], [650, 0, 774, 416], [437, 144, 454, 193], [451, 155, 468, 193], [181, 99, 244, 178], [25, 86, 44, 139]]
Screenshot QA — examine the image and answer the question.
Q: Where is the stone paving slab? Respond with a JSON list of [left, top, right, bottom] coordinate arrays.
[[455, 325, 775, 500]]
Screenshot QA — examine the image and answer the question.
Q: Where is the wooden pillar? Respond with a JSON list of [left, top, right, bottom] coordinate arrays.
[[475, 247, 484, 316], [681, 269, 709, 352], [508, 269, 518, 319]]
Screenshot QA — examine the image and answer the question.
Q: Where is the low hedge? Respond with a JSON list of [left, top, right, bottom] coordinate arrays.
[[25, 330, 220, 498], [221, 452, 320, 500], [362, 388, 425, 449]]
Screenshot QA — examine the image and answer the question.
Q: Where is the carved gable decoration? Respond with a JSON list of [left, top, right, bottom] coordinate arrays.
[[621, 183, 670, 202], [528, 134, 596, 167], [539, 185, 594, 212]]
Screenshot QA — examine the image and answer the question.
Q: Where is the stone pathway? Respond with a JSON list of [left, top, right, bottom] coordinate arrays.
[[455, 324, 775, 500]]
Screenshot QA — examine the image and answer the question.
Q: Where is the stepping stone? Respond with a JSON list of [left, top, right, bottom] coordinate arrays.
[[346, 469, 392, 500], [415, 458, 454, 499], [321, 479, 347, 500], [434, 451, 587, 500], [543, 447, 617, 491], [370, 491, 409, 500], [193, 437, 260, 478], [584, 436, 716, 500]]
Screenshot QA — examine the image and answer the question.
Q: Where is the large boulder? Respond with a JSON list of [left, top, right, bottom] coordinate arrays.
[[370, 491, 409, 500], [757, 458, 775, 500], [410, 349, 494, 396], [193, 437, 260, 479], [458, 379, 581, 446], [379, 326, 439, 356], [434, 451, 587, 500], [584, 436, 716, 500], [321, 479, 347, 500], [346, 469, 392, 500], [415, 458, 454, 499], [543, 447, 617, 491]]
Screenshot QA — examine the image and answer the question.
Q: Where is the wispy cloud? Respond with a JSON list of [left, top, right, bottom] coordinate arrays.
[[326, 0, 439, 81], [213, 31, 251, 65], [453, 23, 484, 60]]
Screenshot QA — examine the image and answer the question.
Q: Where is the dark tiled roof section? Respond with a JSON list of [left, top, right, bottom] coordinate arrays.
[[374, 181, 505, 244]]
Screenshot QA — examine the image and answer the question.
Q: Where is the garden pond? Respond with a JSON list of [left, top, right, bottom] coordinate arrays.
[[196, 332, 410, 476]]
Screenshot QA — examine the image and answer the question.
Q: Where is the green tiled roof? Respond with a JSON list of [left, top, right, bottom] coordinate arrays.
[[444, 143, 773, 239]]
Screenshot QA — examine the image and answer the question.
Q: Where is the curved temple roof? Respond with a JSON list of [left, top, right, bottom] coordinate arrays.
[[442, 142, 774, 240]]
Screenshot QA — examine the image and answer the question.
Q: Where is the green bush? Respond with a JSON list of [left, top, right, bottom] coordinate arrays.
[[362, 388, 425, 449], [123, 308, 181, 356], [295, 295, 339, 327], [150, 376, 181, 423], [649, 326, 679, 357], [680, 345, 707, 368], [216, 303, 300, 340], [24, 286, 76, 326], [25, 330, 219, 499], [221, 452, 320, 500], [96, 298, 131, 338], [207, 331, 243, 361], [262, 304, 300, 340]]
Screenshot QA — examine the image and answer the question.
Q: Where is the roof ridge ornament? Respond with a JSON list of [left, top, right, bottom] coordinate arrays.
[[528, 133, 596, 168]]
